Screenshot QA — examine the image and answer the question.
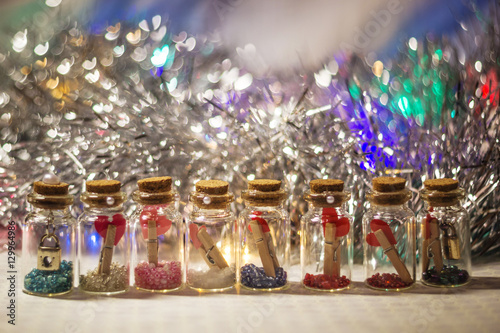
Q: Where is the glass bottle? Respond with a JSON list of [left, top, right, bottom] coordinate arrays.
[[418, 178, 471, 287], [363, 176, 415, 291], [301, 179, 353, 291], [238, 179, 290, 290], [77, 179, 129, 295], [186, 180, 236, 291], [130, 176, 183, 292], [22, 174, 75, 297]]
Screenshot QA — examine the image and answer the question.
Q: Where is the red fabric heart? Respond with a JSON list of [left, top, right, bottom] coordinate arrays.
[[95, 214, 127, 246], [139, 205, 172, 239], [189, 224, 206, 249], [248, 211, 270, 233], [366, 219, 397, 247], [321, 208, 350, 237]]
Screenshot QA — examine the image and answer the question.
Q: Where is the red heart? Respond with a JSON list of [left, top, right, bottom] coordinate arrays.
[[249, 211, 270, 233], [139, 205, 172, 239], [95, 214, 127, 246], [189, 224, 206, 249], [366, 219, 397, 247], [321, 208, 350, 237]]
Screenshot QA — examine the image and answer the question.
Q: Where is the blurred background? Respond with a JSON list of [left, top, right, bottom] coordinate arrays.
[[0, 0, 498, 262]]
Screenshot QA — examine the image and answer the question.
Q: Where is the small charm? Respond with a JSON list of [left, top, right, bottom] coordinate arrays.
[[37, 234, 62, 271]]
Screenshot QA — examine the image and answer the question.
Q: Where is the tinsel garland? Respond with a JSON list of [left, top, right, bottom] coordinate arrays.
[[0, 3, 498, 259]]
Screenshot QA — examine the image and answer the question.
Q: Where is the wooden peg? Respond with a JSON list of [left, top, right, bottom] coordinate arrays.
[[428, 218, 444, 272], [197, 228, 229, 269], [250, 221, 276, 277], [147, 220, 158, 266], [324, 223, 340, 277], [264, 232, 280, 269], [374, 229, 413, 284], [98, 224, 116, 275]]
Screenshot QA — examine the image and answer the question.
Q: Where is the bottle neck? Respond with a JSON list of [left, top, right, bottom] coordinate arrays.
[[244, 202, 283, 211], [192, 204, 231, 216], [32, 206, 71, 217], [369, 202, 408, 211], [83, 204, 124, 215], [307, 203, 348, 213]]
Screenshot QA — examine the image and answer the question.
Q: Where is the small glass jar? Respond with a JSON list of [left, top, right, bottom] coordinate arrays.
[[238, 179, 290, 290], [22, 175, 75, 297], [301, 179, 353, 291], [417, 178, 471, 287], [363, 177, 416, 291], [77, 180, 129, 295], [186, 180, 236, 291], [130, 176, 183, 292]]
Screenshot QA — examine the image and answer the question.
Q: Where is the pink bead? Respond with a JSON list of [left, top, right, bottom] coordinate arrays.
[[134, 261, 182, 290]]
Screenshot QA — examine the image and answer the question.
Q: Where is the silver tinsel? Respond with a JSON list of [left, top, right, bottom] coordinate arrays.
[[0, 2, 499, 260]]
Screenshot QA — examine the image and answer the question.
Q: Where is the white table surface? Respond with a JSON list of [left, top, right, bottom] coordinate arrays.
[[2, 254, 500, 333]]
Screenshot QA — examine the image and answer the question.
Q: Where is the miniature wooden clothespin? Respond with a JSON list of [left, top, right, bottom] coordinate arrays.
[[147, 220, 159, 266], [374, 229, 413, 284], [98, 224, 116, 275], [324, 223, 341, 277], [249, 220, 279, 277], [422, 217, 443, 272], [195, 227, 228, 269]]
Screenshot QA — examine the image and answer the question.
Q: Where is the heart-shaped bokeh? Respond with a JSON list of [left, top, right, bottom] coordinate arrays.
[[366, 219, 397, 247], [95, 214, 127, 246], [321, 208, 350, 237], [249, 211, 270, 233], [140, 205, 172, 239]]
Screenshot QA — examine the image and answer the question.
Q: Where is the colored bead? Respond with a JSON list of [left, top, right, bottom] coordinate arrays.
[[134, 260, 182, 290], [303, 273, 351, 290], [367, 273, 413, 289], [79, 262, 129, 292], [422, 265, 469, 286], [240, 263, 287, 289], [24, 260, 73, 294], [188, 266, 236, 289]]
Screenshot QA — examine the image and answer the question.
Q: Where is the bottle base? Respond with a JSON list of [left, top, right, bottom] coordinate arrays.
[[135, 284, 183, 293], [79, 288, 129, 296], [187, 284, 235, 293], [240, 283, 290, 292], [302, 284, 350, 292], [23, 288, 72, 297], [421, 279, 471, 288]]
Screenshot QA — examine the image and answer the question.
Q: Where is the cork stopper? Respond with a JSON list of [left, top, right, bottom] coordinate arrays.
[[86, 180, 121, 193], [242, 179, 286, 207], [369, 177, 409, 205], [421, 178, 463, 207], [81, 179, 124, 208], [248, 179, 281, 192], [424, 178, 459, 192], [190, 180, 233, 209], [310, 179, 344, 193], [133, 176, 175, 205], [373, 177, 406, 192], [138, 176, 172, 193], [195, 180, 229, 195], [33, 181, 69, 196]]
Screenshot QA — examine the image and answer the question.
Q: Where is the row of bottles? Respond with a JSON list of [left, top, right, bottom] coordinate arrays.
[[22, 175, 471, 297]]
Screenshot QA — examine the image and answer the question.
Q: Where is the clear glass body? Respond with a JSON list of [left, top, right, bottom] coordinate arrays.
[[130, 201, 184, 292], [22, 207, 76, 297], [363, 202, 416, 291], [77, 204, 129, 295], [238, 204, 290, 291], [300, 204, 353, 291], [186, 205, 236, 292], [417, 202, 471, 287]]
